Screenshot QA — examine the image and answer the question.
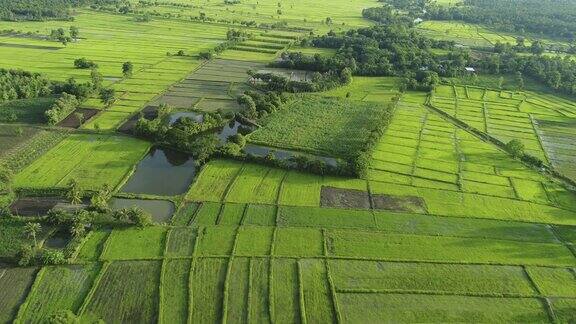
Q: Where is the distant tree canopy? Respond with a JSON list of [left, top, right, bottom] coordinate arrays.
[[0, 69, 51, 102], [0, 0, 130, 21], [0, 0, 85, 21], [279, 25, 462, 78], [425, 0, 576, 40]]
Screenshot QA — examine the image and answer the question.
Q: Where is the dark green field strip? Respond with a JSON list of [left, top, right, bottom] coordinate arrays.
[[160, 259, 190, 324], [337, 293, 552, 323], [90, 221, 575, 268], [173, 202, 566, 245], [79, 261, 161, 323], [0, 267, 37, 324], [16, 264, 100, 322]]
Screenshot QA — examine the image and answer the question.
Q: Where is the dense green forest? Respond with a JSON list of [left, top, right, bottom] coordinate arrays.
[[425, 0, 576, 40]]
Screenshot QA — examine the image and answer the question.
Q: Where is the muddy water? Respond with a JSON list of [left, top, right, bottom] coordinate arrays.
[[120, 147, 196, 196], [44, 232, 70, 249], [109, 198, 175, 223]]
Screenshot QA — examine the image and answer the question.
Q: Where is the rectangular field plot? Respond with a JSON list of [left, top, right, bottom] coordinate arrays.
[[224, 258, 250, 323], [273, 227, 324, 257], [337, 293, 549, 323], [551, 298, 576, 323], [525, 266, 576, 297], [161, 259, 190, 324], [165, 227, 197, 257], [326, 230, 576, 266], [0, 267, 37, 324], [195, 226, 237, 256], [17, 264, 100, 323], [190, 258, 227, 323], [186, 160, 243, 202], [329, 260, 535, 296], [299, 259, 336, 323], [101, 227, 166, 260], [81, 261, 161, 323], [248, 96, 392, 159], [13, 134, 150, 190], [77, 230, 110, 261], [271, 259, 301, 323], [234, 226, 274, 256]]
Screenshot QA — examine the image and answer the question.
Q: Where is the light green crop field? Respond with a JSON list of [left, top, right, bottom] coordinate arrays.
[[431, 84, 576, 180], [416, 20, 519, 47], [248, 96, 392, 158], [124, 0, 377, 33], [2, 1, 576, 323], [13, 134, 150, 190]]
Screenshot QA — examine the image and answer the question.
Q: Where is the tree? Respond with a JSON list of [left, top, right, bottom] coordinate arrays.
[[99, 88, 115, 107], [25, 222, 42, 247], [505, 139, 525, 158], [42, 250, 66, 265], [530, 40, 545, 55], [66, 179, 83, 205], [90, 68, 103, 91], [74, 112, 84, 125], [69, 26, 79, 39], [515, 71, 524, 91], [122, 61, 134, 78], [90, 184, 111, 211], [73, 58, 97, 69], [126, 207, 152, 227]]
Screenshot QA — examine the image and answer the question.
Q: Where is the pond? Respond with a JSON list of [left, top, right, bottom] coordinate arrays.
[[244, 144, 339, 167], [120, 146, 196, 196], [109, 198, 175, 223], [44, 231, 71, 249]]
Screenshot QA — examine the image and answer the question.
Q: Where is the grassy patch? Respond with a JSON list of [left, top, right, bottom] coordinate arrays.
[[249, 96, 392, 158]]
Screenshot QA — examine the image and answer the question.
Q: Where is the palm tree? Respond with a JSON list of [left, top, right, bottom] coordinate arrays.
[[25, 222, 41, 247], [67, 179, 83, 205]]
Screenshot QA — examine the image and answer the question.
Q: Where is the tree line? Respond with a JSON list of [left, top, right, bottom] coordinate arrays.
[[424, 0, 576, 40]]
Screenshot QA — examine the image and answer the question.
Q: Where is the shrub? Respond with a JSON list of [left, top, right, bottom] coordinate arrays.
[[42, 249, 66, 265], [73, 58, 98, 69], [44, 93, 79, 125]]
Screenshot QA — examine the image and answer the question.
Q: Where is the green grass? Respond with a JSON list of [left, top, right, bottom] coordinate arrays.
[[249, 258, 272, 322], [330, 260, 535, 295], [526, 267, 576, 297], [225, 257, 250, 323], [165, 227, 197, 257], [186, 160, 243, 202], [195, 226, 236, 256], [18, 264, 99, 323], [271, 259, 301, 323], [77, 230, 110, 261], [82, 261, 161, 323], [101, 227, 166, 260], [190, 258, 227, 323], [0, 125, 40, 159], [299, 259, 336, 323], [244, 204, 277, 226], [338, 293, 549, 322], [0, 97, 56, 124], [273, 228, 323, 257], [161, 259, 190, 324], [326, 230, 576, 266], [13, 134, 150, 190], [193, 201, 221, 226], [235, 226, 274, 256], [249, 96, 392, 158], [0, 267, 37, 324]]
